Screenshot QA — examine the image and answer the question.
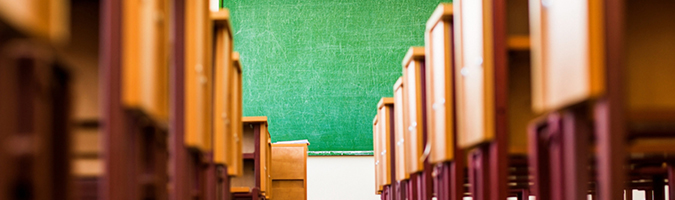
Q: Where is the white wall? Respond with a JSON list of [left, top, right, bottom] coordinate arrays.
[[307, 156, 380, 200], [306, 156, 657, 200]]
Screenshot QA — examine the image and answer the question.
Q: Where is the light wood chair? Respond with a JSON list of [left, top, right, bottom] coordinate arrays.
[[450, 0, 535, 199], [424, 4, 466, 200], [271, 142, 309, 200], [528, 0, 675, 200], [231, 116, 272, 200]]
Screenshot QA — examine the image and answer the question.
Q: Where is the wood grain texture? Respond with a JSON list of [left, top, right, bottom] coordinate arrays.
[[373, 115, 382, 193], [377, 98, 394, 185], [529, 0, 605, 113], [393, 77, 409, 181], [425, 4, 455, 164], [0, 0, 69, 44], [454, 0, 496, 149], [212, 9, 233, 166], [184, 0, 213, 151], [403, 47, 427, 173], [271, 144, 308, 200], [229, 52, 244, 176]]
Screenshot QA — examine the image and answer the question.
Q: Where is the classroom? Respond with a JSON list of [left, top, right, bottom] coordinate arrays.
[[1, 0, 674, 200]]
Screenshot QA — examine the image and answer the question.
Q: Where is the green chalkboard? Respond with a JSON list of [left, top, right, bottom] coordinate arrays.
[[222, 0, 446, 153]]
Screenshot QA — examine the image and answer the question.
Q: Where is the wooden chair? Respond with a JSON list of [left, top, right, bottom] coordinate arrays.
[[374, 115, 383, 195], [375, 97, 395, 200], [228, 51, 245, 197], [424, 4, 466, 200], [181, 0, 215, 198], [271, 142, 309, 200], [212, 9, 236, 200], [393, 77, 411, 199], [450, 0, 534, 199], [0, 0, 69, 44], [401, 47, 433, 200], [118, 0, 173, 198], [528, 0, 675, 200], [231, 116, 272, 200], [0, 41, 72, 200]]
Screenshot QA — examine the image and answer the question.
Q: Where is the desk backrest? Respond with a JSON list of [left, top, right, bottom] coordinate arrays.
[[0, 0, 69, 44], [271, 143, 308, 200], [229, 52, 244, 176], [212, 9, 234, 166], [377, 97, 394, 186], [425, 3, 455, 164], [402, 47, 427, 173], [184, 0, 213, 151], [454, 0, 497, 149], [121, 0, 170, 123], [529, 0, 605, 113], [393, 78, 409, 181], [373, 115, 382, 193]]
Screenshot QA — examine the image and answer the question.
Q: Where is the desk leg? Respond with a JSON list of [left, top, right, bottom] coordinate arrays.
[[527, 117, 551, 199], [516, 189, 529, 200], [219, 166, 230, 200], [434, 164, 450, 200], [561, 110, 591, 200], [205, 152, 216, 200], [468, 146, 490, 200], [418, 166, 433, 200], [434, 160, 464, 200]]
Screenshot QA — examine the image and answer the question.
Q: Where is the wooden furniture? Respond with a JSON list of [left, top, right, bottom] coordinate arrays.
[[452, 0, 534, 199], [424, 4, 465, 200], [393, 77, 411, 199], [183, 0, 215, 199], [184, 0, 213, 152], [401, 46, 433, 200], [0, 41, 72, 200], [231, 116, 272, 200], [373, 115, 382, 195], [230, 52, 244, 177], [528, 0, 675, 200], [121, 0, 170, 123], [212, 9, 235, 200], [374, 97, 395, 200], [0, 0, 69, 44], [270, 142, 309, 200]]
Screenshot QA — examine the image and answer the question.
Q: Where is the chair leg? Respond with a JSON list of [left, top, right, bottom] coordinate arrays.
[[468, 146, 490, 200]]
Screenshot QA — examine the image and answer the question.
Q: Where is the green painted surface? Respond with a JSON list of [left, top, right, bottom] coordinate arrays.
[[222, 0, 446, 152]]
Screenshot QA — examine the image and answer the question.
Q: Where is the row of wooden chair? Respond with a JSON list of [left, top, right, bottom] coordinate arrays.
[[0, 0, 308, 200], [375, 1, 675, 200]]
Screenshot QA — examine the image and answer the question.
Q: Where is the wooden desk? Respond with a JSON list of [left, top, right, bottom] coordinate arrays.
[[393, 77, 410, 181], [373, 115, 382, 194], [271, 143, 309, 200], [231, 116, 272, 199], [184, 0, 213, 151], [0, 42, 72, 200], [229, 52, 244, 177], [452, 0, 534, 199], [377, 97, 394, 187], [121, 0, 170, 124], [402, 47, 427, 174], [425, 4, 455, 163], [0, 0, 69, 44], [424, 4, 463, 200], [528, 1, 675, 200], [402, 47, 433, 200], [212, 9, 234, 166]]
